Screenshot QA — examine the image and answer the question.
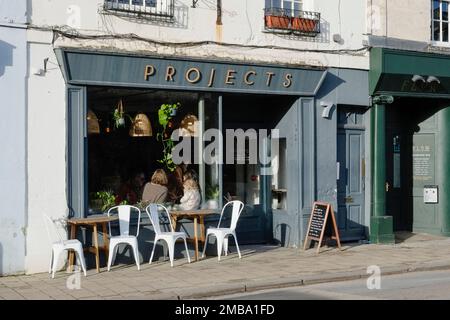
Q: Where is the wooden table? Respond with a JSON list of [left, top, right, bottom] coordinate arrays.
[[68, 215, 118, 273], [170, 209, 218, 261]]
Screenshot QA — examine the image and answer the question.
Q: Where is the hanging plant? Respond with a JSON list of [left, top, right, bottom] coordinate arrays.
[[156, 102, 181, 172], [112, 99, 132, 129]]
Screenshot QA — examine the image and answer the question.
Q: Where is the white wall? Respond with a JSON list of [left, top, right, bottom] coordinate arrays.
[[368, 0, 431, 43], [29, 0, 369, 70], [0, 0, 27, 275], [25, 30, 67, 274]]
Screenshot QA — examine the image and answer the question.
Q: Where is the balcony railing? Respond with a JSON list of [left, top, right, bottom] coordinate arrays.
[[264, 8, 320, 36], [104, 0, 174, 18]]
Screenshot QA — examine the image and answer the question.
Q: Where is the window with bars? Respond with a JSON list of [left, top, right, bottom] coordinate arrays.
[[265, 0, 303, 16], [104, 0, 174, 18], [264, 0, 319, 35], [432, 0, 449, 43]]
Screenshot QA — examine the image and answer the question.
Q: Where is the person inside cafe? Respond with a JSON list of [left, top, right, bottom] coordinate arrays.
[[142, 169, 169, 204], [167, 165, 184, 204], [179, 171, 201, 210], [115, 171, 145, 205]]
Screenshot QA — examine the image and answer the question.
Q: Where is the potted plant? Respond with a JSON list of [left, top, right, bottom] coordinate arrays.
[[205, 184, 220, 209], [265, 8, 290, 29], [112, 99, 132, 129], [156, 102, 181, 172], [292, 16, 317, 32], [93, 190, 127, 212]]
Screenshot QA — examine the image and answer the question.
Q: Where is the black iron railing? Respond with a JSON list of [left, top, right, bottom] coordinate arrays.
[[104, 0, 174, 18], [264, 7, 320, 36]]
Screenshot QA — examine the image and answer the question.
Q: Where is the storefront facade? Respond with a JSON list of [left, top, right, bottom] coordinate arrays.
[[370, 48, 450, 243], [56, 49, 370, 248]]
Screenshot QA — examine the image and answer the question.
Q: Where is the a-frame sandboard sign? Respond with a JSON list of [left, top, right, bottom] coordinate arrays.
[[303, 202, 341, 253]]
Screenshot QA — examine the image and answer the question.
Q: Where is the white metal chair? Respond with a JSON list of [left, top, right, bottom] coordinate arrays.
[[43, 214, 87, 279], [146, 203, 191, 267], [106, 205, 141, 271], [202, 200, 244, 261]]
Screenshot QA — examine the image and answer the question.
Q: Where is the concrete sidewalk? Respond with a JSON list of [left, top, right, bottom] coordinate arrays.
[[2, 233, 450, 300]]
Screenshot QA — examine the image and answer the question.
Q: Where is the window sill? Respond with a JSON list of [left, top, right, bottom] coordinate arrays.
[[430, 41, 450, 49]]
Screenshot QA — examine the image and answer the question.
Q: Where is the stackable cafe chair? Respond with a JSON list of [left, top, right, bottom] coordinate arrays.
[[106, 205, 142, 271], [146, 203, 191, 267], [43, 214, 87, 279], [202, 200, 244, 261]]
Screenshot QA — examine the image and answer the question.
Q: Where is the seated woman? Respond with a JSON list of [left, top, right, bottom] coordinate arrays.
[[115, 171, 145, 205], [142, 169, 168, 204], [167, 165, 184, 204], [179, 172, 201, 211]]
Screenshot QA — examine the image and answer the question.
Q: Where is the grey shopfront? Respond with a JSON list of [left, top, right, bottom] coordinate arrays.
[[56, 48, 369, 247]]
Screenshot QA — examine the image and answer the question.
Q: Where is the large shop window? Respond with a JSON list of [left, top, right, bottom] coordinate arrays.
[[432, 0, 450, 43], [87, 88, 219, 214]]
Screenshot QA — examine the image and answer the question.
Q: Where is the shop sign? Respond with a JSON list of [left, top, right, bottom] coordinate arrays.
[[58, 49, 326, 95]]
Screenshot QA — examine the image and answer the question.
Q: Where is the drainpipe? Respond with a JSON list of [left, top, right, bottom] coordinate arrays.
[[216, 0, 223, 42]]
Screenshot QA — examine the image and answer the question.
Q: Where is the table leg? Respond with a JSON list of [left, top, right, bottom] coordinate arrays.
[[193, 216, 198, 261], [102, 222, 109, 265], [200, 216, 205, 243], [68, 224, 77, 272], [171, 216, 178, 232], [93, 224, 100, 273]]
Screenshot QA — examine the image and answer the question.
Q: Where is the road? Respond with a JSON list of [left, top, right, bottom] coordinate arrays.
[[213, 270, 450, 300]]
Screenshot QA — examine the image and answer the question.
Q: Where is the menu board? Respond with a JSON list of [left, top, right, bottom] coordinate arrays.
[[307, 203, 328, 239], [304, 202, 341, 253]]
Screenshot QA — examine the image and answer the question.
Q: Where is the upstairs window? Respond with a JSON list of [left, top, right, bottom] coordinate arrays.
[[265, 0, 303, 16], [264, 0, 320, 36], [432, 0, 449, 43], [104, 0, 174, 18]]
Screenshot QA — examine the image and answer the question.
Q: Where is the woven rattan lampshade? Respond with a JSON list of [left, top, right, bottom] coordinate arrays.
[[87, 109, 100, 134], [129, 113, 152, 137], [179, 114, 199, 137]]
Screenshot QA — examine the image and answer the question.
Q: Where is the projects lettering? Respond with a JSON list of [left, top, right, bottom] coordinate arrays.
[[144, 64, 293, 89]]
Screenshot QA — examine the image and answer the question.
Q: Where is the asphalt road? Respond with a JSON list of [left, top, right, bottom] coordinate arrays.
[[213, 270, 450, 300]]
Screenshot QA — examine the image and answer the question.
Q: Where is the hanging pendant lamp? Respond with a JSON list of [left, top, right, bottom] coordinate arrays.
[[129, 113, 152, 137], [87, 109, 100, 134], [179, 114, 199, 137]]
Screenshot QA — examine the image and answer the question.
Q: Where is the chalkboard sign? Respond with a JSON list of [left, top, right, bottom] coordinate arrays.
[[304, 202, 341, 253], [307, 203, 328, 239]]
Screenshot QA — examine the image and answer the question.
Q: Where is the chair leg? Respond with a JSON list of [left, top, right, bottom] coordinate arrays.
[[51, 248, 62, 279], [223, 236, 229, 256], [75, 249, 87, 276], [216, 234, 224, 262], [233, 233, 242, 259], [107, 242, 117, 271], [132, 242, 140, 271], [49, 250, 53, 274], [149, 239, 158, 264], [167, 239, 175, 267], [183, 238, 191, 264], [201, 233, 209, 258]]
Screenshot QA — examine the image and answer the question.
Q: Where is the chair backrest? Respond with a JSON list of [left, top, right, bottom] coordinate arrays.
[[145, 203, 174, 235], [217, 200, 244, 231], [43, 214, 65, 244], [107, 205, 141, 237]]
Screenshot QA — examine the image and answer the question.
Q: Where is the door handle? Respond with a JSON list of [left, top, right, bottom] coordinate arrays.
[[386, 182, 390, 192]]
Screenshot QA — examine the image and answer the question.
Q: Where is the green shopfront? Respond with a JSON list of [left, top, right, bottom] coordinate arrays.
[[370, 48, 450, 243], [56, 48, 370, 250]]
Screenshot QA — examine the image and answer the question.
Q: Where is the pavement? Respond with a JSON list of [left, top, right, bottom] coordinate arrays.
[[2, 232, 450, 300]]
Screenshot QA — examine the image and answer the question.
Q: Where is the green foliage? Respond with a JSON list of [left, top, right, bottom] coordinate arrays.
[[156, 103, 181, 172], [112, 108, 132, 129], [93, 190, 127, 211], [206, 184, 220, 200]]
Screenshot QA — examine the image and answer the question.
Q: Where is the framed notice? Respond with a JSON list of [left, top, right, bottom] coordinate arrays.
[[303, 202, 341, 253]]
